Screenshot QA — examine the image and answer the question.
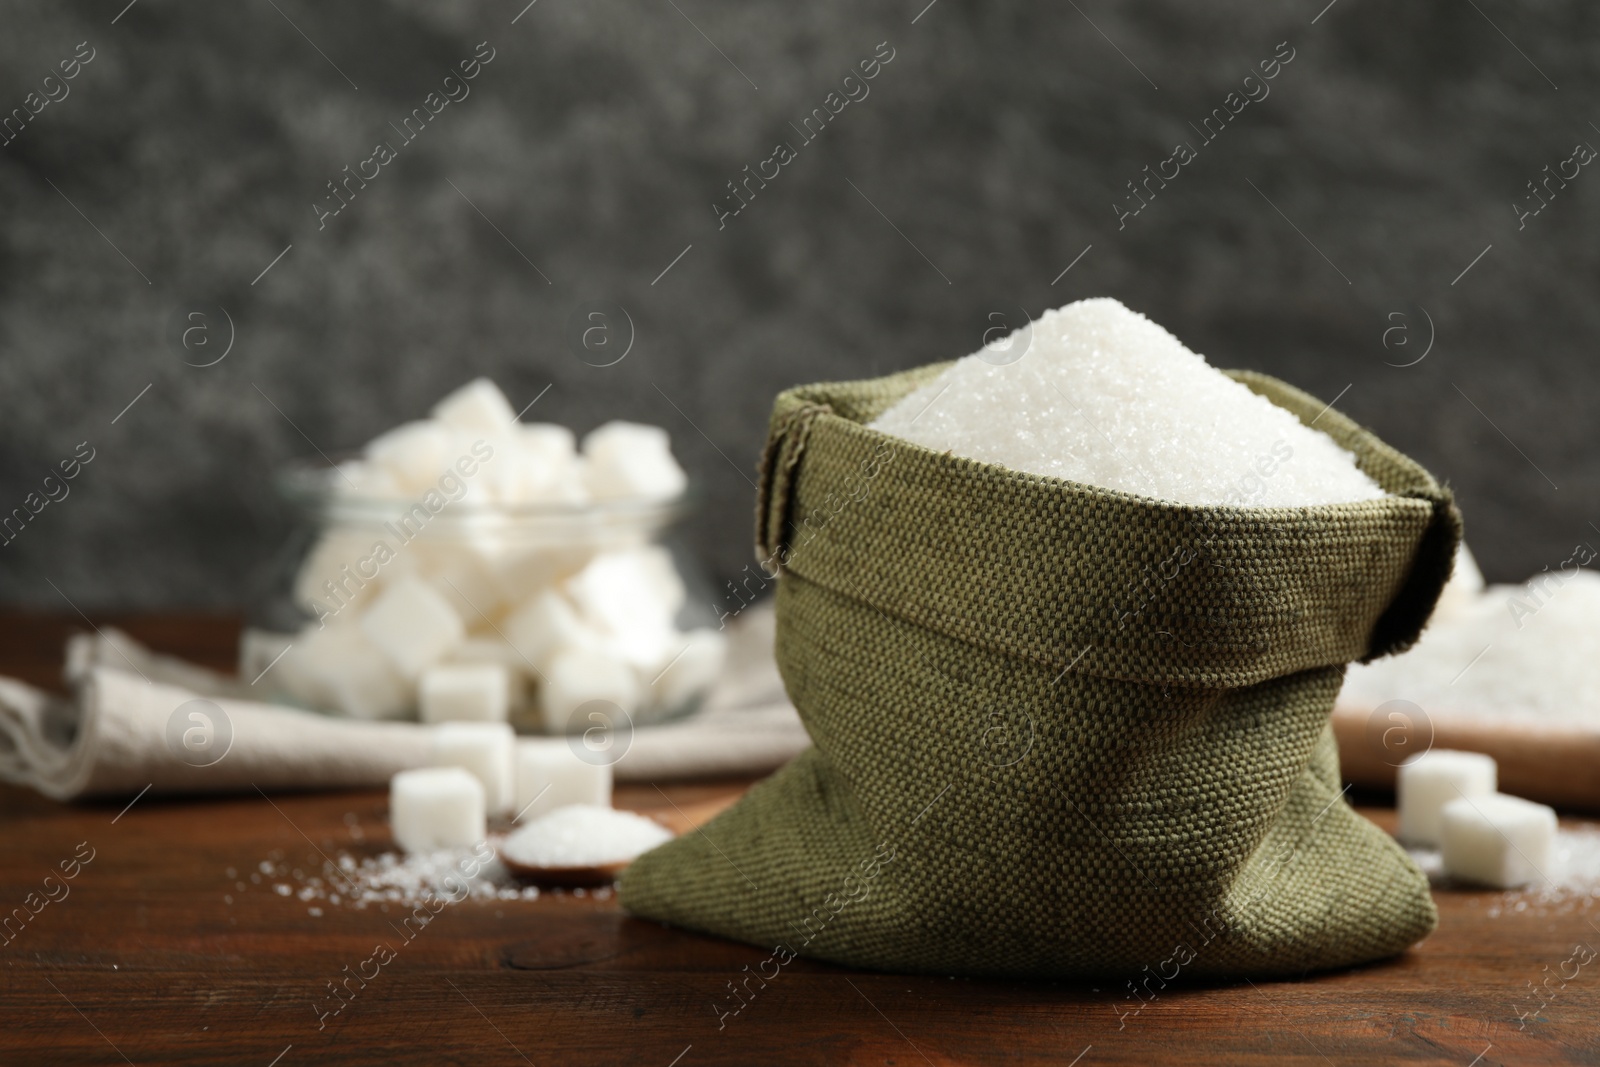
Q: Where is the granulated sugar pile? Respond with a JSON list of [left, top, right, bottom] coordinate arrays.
[[870, 298, 1387, 507], [501, 805, 673, 868], [1341, 569, 1600, 721]]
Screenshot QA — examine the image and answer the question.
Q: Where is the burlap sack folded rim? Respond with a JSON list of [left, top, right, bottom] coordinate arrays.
[[755, 364, 1460, 691]]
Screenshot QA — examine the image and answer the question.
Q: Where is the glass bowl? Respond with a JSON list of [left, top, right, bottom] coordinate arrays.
[[247, 456, 723, 735]]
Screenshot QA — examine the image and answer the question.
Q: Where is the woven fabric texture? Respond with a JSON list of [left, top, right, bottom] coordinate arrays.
[[621, 366, 1459, 979]]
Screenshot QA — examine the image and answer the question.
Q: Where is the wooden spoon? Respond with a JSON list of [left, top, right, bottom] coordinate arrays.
[[496, 854, 629, 887]]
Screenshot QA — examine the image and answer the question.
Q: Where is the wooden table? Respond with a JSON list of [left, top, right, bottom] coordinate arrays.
[[2, 615, 1597, 1065]]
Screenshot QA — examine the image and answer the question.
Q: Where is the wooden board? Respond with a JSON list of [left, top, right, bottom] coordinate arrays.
[[1333, 701, 1600, 813], [3, 614, 1599, 1065]]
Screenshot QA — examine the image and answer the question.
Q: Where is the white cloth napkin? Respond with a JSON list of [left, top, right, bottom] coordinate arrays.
[[0, 603, 809, 801]]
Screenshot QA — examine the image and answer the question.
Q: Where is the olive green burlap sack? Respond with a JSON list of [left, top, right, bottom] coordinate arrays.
[[621, 365, 1459, 980]]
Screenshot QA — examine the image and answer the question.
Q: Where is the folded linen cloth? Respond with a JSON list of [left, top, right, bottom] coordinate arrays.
[[0, 602, 807, 801]]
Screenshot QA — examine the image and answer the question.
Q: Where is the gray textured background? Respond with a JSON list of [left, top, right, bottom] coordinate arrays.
[[0, 0, 1594, 611]]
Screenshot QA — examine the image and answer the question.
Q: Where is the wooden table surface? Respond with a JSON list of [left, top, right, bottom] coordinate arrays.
[[3, 614, 1598, 1066]]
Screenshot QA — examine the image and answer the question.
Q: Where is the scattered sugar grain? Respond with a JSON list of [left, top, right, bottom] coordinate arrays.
[[870, 299, 1386, 507], [1409, 824, 1600, 915], [255, 813, 668, 913]]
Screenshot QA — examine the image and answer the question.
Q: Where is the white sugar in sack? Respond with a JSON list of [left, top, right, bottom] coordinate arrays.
[[870, 298, 1385, 507]]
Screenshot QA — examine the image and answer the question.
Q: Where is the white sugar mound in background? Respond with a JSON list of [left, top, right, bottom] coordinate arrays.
[[500, 804, 672, 868], [1342, 568, 1600, 721], [870, 298, 1386, 507]]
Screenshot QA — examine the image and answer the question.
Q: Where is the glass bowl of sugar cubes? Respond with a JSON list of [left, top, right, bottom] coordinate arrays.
[[246, 378, 727, 735]]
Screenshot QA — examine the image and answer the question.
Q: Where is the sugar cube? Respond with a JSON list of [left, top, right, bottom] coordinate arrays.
[[420, 664, 512, 724], [504, 589, 599, 670], [449, 635, 537, 679], [602, 619, 679, 674], [514, 739, 613, 821], [360, 577, 466, 678], [431, 377, 517, 435], [1397, 749, 1497, 846], [432, 721, 515, 816], [650, 628, 728, 714], [426, 554, 503, 623], [365, 420, 457, 492], [567, 547, 685, 634], [1440, 793, 1556, 888], [538, 645, 640, 733], [490, 545, 596, 607], [390, 767, 486, 853], [332, 458, 401, 497], [581, 421, 688, 502], [483, 424, 586, 505], [292, 530, 382, 616], [277, 625, 411, 720], [446, 638, 533, 723], [320, 635, 412, 721]]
